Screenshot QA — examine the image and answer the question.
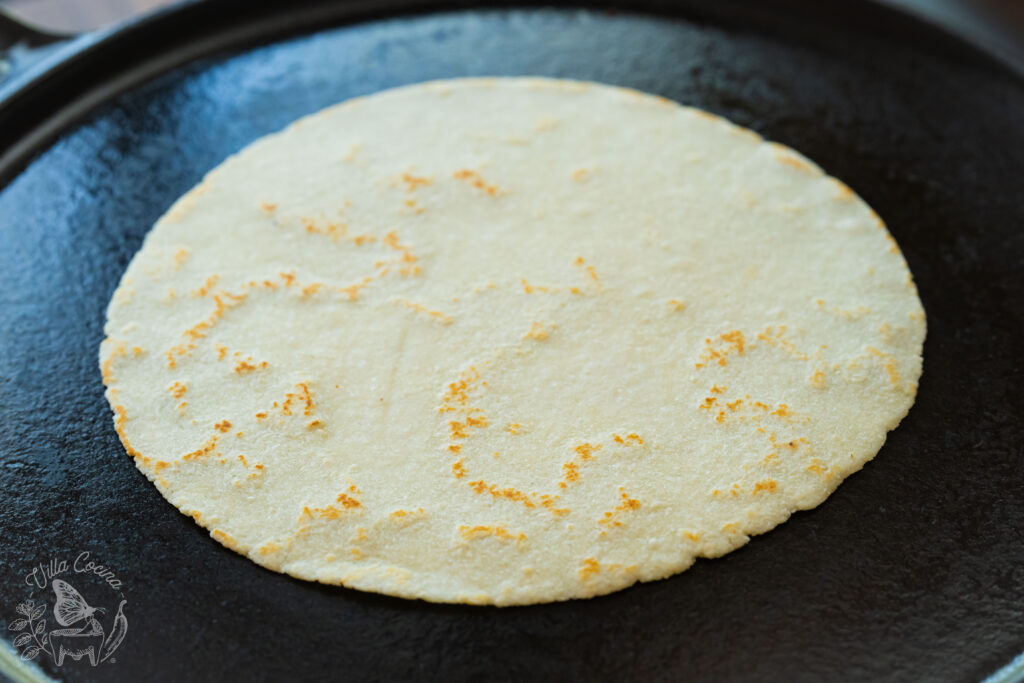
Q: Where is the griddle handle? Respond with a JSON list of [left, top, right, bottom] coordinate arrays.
[[0, 10, 66, 52]]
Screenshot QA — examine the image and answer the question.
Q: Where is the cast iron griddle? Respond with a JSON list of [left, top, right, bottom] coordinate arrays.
[[1, 1, 1022, 681]]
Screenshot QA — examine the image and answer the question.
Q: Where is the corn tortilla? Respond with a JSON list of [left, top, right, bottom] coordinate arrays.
[[100, 78, 925, 605]]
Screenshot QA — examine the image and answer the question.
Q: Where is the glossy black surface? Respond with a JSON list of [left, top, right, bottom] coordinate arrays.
[[1, 3, 1023, 682]]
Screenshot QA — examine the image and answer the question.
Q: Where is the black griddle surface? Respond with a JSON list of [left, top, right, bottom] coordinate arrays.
[[1, 4, 1022, 682]]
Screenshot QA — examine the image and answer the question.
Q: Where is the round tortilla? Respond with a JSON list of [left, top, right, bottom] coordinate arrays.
[[100, 78, 925, 605]]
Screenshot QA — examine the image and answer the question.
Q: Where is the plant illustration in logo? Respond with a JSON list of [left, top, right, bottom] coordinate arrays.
[[8, 599, 48, 662], [9, 579, 127, 666]]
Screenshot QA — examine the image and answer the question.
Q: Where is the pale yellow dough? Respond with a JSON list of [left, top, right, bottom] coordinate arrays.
[[100, 78, 925, 605]]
